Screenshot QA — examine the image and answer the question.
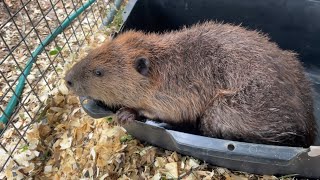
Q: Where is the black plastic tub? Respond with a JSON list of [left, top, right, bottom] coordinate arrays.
[[81, 0, 320, 178]]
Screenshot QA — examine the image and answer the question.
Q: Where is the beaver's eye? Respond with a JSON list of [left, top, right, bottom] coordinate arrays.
[[94, 69, 103, 77]]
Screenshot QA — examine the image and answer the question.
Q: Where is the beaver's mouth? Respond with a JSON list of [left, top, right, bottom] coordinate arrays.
[[79, 96, 122, 118]]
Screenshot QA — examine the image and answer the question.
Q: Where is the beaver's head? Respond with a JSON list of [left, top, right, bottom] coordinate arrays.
[[64, 31, 160, 109]]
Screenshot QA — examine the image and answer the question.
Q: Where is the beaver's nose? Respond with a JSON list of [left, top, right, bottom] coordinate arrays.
[[65, 74, 73, 88], [67, 80, 73, 87]]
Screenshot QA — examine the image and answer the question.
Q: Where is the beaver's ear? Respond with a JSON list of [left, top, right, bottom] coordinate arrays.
[[134, 57, 150, 76]]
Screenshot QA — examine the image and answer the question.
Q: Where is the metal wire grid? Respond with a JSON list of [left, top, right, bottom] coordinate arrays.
[[0, 0, 110, 172]]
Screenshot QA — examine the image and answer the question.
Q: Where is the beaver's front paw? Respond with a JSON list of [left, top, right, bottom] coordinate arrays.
[[115, 107, 137, 126]]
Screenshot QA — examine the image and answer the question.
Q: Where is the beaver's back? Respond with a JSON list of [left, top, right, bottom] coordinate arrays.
[[147, 22, 316, 146]]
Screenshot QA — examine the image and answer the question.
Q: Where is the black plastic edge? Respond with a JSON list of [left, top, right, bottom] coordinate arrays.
[[123, 120, 320, 178]]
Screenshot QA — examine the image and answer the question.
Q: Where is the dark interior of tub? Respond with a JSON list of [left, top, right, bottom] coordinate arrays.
[[121, 0, 320, 145]]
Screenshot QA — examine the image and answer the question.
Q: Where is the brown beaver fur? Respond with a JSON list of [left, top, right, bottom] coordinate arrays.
[[65, 21, 317, 147]]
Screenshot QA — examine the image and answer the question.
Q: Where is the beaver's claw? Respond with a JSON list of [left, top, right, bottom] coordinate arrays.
[[115, 107, 137, 126]]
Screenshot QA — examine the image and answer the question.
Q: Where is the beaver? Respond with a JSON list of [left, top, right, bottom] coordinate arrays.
[[65, 21, 317, 147]]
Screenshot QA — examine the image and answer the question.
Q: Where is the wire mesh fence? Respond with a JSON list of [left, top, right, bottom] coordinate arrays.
[[0, 0, 117, 175]]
